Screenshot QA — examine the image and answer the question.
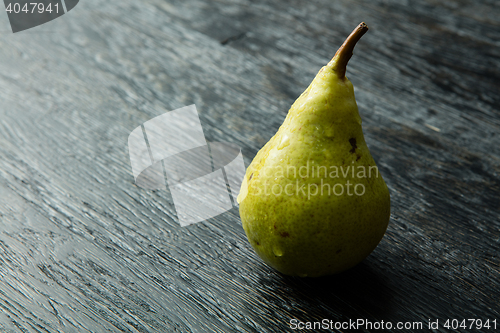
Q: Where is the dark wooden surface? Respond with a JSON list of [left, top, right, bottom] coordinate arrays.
[[0, 0, 499, 332]]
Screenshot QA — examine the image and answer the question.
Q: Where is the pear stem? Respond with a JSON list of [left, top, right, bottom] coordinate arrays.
[[328, 22, 368, 79]]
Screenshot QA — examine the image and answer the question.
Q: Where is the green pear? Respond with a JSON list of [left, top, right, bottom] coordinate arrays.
[[237, 23, 390, 277]]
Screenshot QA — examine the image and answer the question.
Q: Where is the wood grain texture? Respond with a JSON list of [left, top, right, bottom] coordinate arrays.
[[0, 0, 498, 332]]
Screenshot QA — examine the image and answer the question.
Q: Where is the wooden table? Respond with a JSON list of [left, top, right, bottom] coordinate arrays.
[[0, 0, 498, 332]]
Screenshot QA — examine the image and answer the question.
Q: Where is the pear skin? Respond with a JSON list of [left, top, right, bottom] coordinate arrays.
[[238, 23, 390, 277]]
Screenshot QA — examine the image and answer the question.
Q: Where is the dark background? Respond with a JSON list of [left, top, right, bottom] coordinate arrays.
[[0, 0, 498, 332]]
